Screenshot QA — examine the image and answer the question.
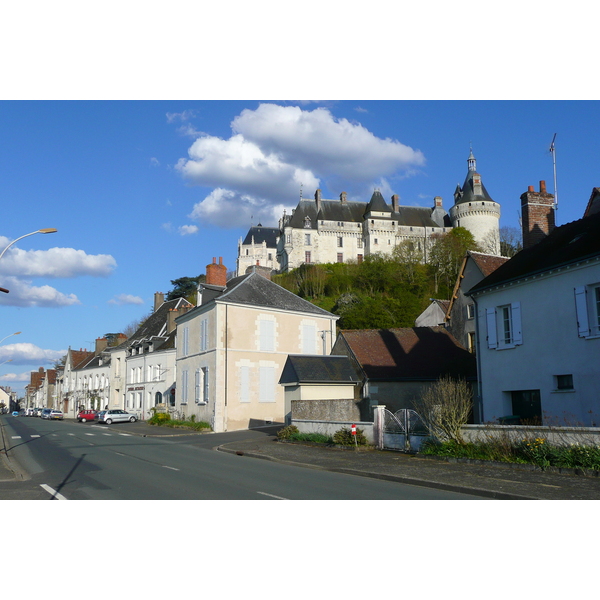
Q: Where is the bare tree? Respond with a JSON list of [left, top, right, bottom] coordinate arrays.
[[414, 376, 473, 444]]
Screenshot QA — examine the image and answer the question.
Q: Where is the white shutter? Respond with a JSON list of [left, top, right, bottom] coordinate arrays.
[[511, 302, 523, 345], [195, 369, 201, 403], [181, 370, 188, 403], [302, 324, 316, 354], [574, 286, 590, 337], [486, 307, 498, 349], [259, 366, 275, 402], [260, 320, 275, 352], [240, 366, 250, 403]]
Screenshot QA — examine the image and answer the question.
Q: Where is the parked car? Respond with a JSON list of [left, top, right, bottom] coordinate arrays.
[[41, 408, 52, 419], [95, 409, 137, 424], [77, 409, 97, 423], [49, 409, 64, 420], [33, 407, 44, 417]]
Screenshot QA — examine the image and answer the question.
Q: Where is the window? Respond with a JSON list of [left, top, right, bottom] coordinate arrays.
[[466, 304, 475, 320], [181, 370, 188, 403], [574, 284, 600, 338], [286, 234, 291, 244], [182, 326, 189, 356], [468, 332, 476, 354], [195, 367, 209, 404], [302, 323, 317, 354], [357, 254, 363, 264], [374, 238, 379, 245], [337, 253, 343, 263], [259, 319, 275, 352], [305, 234, 311, 245], [239, 366, 250, 403], [357, 239, 363, 248], [200, 318, 208, 351], [555, 374, 574, 391], [259, 366, 275, 403], [337, 236, 343, 247], [486, 302, 522, 349], [305, 251, 311, 264]]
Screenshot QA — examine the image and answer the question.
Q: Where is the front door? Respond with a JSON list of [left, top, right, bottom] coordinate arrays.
[[511, 390, 542, 424]]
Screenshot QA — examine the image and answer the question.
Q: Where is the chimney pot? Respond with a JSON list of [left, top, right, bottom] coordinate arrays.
[[540, 180, 546, 193], [528, 185, 534, 192]]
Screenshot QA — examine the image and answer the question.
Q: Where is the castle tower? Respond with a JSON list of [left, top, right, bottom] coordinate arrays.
[[449, 150, 501, 255]]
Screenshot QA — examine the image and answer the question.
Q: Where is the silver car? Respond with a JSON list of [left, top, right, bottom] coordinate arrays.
[[96, 409, 137, 424]]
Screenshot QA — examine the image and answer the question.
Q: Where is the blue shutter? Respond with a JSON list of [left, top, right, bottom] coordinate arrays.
[[574, 286, 590, 337], [486, 308, 498, 349], [511, 302, 522, 345]]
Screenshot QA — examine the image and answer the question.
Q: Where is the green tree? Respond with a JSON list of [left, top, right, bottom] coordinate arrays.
[[166, 275, 205, 302]]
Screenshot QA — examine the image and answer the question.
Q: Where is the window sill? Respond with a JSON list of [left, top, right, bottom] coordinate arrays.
[[551, 389, 576, 394]]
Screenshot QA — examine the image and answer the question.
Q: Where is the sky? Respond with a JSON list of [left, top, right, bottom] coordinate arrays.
[[1, 99, 598, 395]]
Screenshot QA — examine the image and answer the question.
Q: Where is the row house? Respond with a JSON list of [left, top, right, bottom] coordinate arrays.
[[24, 367, 57, 411]]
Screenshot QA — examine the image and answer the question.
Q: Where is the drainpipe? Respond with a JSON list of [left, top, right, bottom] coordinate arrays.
[[472, 294, 484, 423]]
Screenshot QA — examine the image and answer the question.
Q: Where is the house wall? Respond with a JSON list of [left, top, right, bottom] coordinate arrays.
[[177, 302, 337, 432], [473, 259, 600, 426]]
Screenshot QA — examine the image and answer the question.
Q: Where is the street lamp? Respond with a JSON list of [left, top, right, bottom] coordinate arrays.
[[0, 331, 21, 345], [0, 229, 57, 294]]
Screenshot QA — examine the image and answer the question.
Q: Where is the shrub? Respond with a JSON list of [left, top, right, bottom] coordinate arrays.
[[333, 427, 368, 446], [289, 432, 333, 444], [148, 412, 171, 425], [277, 425, 299, 440]]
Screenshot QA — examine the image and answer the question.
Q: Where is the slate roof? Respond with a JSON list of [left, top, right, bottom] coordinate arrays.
[[335, 327, 476, 381], [242, 225, 279, 247], [285, 194, 441, 229], [279, 355, 360, 385], [454, 171, 494, 205], [469, 210, 600, 295], [212, 271, 335, 317]]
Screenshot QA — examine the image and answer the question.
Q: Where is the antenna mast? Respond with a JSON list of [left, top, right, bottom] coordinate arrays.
[[549, 133, 558, 212]]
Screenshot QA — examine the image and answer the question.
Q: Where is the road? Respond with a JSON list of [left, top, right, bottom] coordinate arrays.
[[0, 416, 482, 500]]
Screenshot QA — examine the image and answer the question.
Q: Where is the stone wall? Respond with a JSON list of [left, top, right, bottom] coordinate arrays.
[[291, 398, 361, 422]]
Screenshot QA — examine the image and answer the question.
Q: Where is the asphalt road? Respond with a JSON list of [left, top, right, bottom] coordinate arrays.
[[1, 416, 482, 500]]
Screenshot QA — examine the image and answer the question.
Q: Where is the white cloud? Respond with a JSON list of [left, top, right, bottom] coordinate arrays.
[[178, 225, 198, 236], [166, 110, 197, 123], [0, 242, 116, 278], [0, 371, 31, 383], [176, 103, 425, 227], [150, 157, 160, 167], [108, 294, 144, 306], [0, 276, 80, 307], [0, 342, 67, 366]]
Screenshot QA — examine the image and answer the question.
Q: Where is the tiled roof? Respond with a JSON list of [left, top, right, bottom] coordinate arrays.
[[337, 327, 476, 381], [469, 210, 600, 295], [279, 355, 360, 385], [468, 251, 510, 277], [72, 350, 94, 369]]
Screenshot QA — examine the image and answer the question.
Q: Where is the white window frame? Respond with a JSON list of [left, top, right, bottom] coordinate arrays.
[[575, 284, 600, 338], [486, 302, 522, 350]]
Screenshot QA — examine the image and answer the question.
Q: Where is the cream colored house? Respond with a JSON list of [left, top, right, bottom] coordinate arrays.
[[175, 259, 339, 432]]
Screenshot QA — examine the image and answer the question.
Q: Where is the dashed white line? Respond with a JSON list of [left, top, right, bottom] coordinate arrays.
[[31, 435, 40, 438], [11, 436, 21, 439], [162, 466, 180, 471], [40, 484, 67, 500], [257, 491, 289, 500]]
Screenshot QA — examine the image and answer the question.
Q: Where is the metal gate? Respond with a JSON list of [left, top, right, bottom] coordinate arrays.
[[382, 408, 427, 452]]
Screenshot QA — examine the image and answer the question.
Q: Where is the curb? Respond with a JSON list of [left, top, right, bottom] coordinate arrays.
[[216, 444, 534, 500]]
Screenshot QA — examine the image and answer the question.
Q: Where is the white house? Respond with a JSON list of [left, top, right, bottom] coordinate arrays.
[[175, 258, 339, 432], [468, 192, 600, 426]]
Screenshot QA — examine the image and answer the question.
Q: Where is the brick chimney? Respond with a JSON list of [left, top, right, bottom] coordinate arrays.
[[95, 337, 108, 355], [391, 194, 400, 212], [154, 292, 165, 312], [340, 191, 347, 204], [520, 180, 556, 249], [206, 257, 227, 287], [167, 308, 178, 334]]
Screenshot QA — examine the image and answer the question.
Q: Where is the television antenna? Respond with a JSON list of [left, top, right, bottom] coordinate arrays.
[[549, 133, 558, 212]]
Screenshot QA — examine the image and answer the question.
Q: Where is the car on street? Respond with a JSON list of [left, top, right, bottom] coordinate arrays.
[[41, 408, 52, 419], [77, 409, 97, 422], [95, 409, 137, 424], [49, 409, 64, 420]]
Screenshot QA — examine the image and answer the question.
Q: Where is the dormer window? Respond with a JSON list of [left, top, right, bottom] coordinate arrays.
[[304, 216, 311, 228]]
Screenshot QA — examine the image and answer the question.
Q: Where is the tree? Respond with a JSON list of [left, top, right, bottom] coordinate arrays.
[[413, 376, 473, 444], [499, 226, 522, 257], [166, 275, 205, 302]]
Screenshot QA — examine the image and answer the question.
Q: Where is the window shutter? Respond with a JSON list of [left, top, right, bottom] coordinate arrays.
[[486, 308, 498, 349], [511, 302, 523, 345], [259, 366, 275, 402], [574, 286, 590, 337], [260, 320, 275, 352], [195, 369, 201, 403], [302, 324, 316, 354], [240, 366, 250, 403]]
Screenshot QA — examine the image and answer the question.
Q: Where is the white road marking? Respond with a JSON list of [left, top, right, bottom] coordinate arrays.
[[257, 491, 289, 500], [162, 466, 180, 471], [40, 484, 67, 500], [119, 433, 131, 437], [11, 436, 21, 439], [31, 435, 40, 438], [85, 433, 95, 436], [103, 434, 112, 436]]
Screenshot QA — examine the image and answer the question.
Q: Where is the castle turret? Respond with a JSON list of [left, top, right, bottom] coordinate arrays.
[[449, 150, 501, 255]]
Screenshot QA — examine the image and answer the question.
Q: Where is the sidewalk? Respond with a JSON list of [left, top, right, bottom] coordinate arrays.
[[3, 417, 600, 499]]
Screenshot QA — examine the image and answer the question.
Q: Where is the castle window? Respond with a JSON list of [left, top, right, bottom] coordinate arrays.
[[305, 251, 311, 264], [337, 253, 343, 263], [357, 239, 363, 248], [305, 234, 311, 245], [357, 254, 363, 264], [304, 216, 311, 228], [337, 237, 343, 247]]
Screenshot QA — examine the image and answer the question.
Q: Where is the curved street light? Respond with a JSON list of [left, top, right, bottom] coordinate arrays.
[[0, 229, 57, 293], [0, 331, 21, 344], [0, 228, 58, 262]]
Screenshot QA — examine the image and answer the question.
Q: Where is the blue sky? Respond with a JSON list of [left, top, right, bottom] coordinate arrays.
[[0, 3, 596, 396], [1, 99, 598, 395]]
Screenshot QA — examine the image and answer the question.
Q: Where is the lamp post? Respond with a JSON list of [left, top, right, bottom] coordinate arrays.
[[0, 229, 57, 293], [0, 331, 21, 344], [0, 228, 57, 262]]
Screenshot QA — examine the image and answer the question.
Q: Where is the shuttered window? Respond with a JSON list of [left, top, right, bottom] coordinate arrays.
[[259, 366, 275, 403], [259, 319, 275, 352]]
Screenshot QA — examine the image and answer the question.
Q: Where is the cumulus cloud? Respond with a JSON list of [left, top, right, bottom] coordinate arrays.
[[108, 294, 144, 306], [0, 371, 31, 383], [0, 342, 67, 366], [0, 242, 116, 278], [176, 103, 425, 228], [0, 276, 80, 307], [178, 225, 198, 236]]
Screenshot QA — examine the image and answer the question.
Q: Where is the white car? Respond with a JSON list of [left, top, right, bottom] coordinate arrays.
[[49, 409, 64, 420], [95, 409, 137, 424]]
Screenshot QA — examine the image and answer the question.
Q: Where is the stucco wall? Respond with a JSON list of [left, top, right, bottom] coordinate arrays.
[[291, 398, 361, 422]]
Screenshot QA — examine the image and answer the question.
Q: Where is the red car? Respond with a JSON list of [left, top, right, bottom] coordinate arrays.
[[77, 409, 97, 423]]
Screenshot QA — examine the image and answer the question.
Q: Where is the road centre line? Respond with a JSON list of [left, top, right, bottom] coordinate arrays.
[[40, 484, 67, 500], [162, 465, 180, 471], [11, 436, 21, 439], [257, 491, 289, 500], [31, 435, 40, 438]]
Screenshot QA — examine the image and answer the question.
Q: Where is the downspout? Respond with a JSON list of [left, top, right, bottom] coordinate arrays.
[[224, 303, 228, 431], [472, 294, 484, 423]]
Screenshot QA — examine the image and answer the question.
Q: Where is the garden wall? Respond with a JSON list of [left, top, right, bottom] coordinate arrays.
[[292, 418, 375, 444], [462, 424, 600, 447]]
